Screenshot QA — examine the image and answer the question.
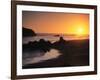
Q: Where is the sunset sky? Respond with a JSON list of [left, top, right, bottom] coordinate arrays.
[[22, 11, 89, 35]]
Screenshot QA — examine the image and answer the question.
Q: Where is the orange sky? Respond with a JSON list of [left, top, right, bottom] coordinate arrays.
[[22, 11, 89, 35]]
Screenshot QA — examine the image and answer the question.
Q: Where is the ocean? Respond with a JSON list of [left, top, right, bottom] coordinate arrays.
[[23, 34, 88, 44]]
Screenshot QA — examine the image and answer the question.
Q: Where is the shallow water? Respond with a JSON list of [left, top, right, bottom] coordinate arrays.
[[23, 49, 61, 66]]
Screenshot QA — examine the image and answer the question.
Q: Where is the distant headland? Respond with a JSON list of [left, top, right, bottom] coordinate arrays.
[[23, 27, 36, 37]]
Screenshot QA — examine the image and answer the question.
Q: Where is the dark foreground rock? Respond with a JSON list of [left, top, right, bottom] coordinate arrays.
[[23, 39, 52, 53]]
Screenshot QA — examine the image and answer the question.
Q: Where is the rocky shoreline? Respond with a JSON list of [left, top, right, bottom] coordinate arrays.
[[22, 37, 89, 69]]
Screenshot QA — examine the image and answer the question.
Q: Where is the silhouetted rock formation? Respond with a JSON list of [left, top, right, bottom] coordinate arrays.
[[23, 39, 52, 53], [23, 27, 36, 37], [23, 37, 89, 55]]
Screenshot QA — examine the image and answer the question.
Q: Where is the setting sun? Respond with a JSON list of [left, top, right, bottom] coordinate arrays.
[[76, 27, 85, 36]]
